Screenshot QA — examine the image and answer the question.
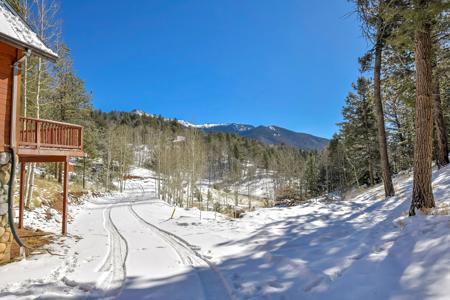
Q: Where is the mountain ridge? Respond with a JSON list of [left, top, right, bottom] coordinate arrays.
[[130, 109, 329, 150]]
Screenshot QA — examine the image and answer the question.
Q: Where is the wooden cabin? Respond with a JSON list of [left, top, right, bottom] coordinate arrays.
[[0, 0, 83, 264]]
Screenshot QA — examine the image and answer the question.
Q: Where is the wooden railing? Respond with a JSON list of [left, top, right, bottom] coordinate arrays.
[[19, 117, 83, 151]]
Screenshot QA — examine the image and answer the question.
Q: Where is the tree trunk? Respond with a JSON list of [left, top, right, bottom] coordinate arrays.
[[106, 149, 111, 191], [410, 21, 435, 216], [432, 78, 449, 168], [58, 163, 63, 184], [362, 100, 374, 186], [373, 24, 395, 197], [25, 163, 35, 208], [367, 152, 375, 186], [26, 56, 43, 206], [23, 57, 27, 117]]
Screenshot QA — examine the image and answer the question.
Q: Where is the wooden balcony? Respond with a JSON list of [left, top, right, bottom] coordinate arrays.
[[18, 117, 84, 159]]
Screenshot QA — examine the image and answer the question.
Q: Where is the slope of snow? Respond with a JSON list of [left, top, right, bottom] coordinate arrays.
[[1, 165, 450, 299], [190, 123, 227, 129], [176, 119, 198, 127], [129, 166, 155, 178], [130, 109, 149, 117]]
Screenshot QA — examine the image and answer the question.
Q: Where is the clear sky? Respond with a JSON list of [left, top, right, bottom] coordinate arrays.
[[60, 1, 368, 139]]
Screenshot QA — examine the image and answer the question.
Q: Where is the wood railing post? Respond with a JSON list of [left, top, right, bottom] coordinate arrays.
[[79, 127, 84, 150], [36, 120, 41, 150]]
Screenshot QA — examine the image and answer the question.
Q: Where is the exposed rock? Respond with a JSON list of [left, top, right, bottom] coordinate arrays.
[[32, 197, 42, 208], [0, 203, 8, 215], [0, 245, 10, 263], [0, 152, 12, 265], [0, 215, 7, 226], [0, 152, 10, 165], [0, 171, 10, 186], [0, 231, 10, 243]]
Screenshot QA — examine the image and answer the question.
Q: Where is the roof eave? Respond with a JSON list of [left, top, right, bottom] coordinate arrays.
[[0, 32, 58, 62]]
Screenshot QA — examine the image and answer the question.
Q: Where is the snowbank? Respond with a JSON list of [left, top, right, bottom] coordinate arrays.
[[1, 166, 450, 299]]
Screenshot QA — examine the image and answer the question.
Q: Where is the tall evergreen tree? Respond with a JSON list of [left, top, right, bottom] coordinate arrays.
[[431, 14, 450, 168], [409, 0, 441, 215], [354, 0, 396, 197], [339, 77, 379, 186]]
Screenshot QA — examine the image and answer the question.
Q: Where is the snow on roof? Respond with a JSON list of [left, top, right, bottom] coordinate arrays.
[[0, 0, 57, 60]]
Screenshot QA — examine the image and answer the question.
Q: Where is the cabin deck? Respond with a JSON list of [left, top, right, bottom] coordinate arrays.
[[18, 117, 84, 159], [16, 117, 84, 235]]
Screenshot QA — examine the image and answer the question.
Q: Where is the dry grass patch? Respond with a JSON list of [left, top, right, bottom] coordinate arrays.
[[10, 226, 54, 261]]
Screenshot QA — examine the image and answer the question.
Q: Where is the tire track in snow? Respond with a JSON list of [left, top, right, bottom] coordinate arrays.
[[101, 182, 236, 300], [96, 206, 129, 299], [128, 205, 192, 265], [128, 203, 236, 300]]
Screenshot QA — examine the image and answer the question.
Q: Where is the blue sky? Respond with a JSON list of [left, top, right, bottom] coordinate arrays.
[[60, 1, 368, 138]]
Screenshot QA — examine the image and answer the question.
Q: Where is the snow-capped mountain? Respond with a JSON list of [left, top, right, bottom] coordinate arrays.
[[130, 109, 150, 117], [195, 123, 255, 133], [200, 124, 328, 150], [187, 123, 329, 150], [130, 110, 329, 150]]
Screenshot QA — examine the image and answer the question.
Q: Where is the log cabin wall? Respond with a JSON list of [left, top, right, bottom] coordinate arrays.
[[0, 42, 21, 152], [0, 41, 21, 265]]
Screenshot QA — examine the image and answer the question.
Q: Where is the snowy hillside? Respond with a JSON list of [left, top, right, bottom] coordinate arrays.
[[1, 165, 450, 299]]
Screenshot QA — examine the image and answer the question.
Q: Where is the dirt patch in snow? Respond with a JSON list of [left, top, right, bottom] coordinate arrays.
[[10, 226, 54, 260], [51, 191, 88, 214]]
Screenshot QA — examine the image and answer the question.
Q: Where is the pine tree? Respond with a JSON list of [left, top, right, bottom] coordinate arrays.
[[354, 0, 396, 197], [409, 0, 443, 215], [339, 77, 379, 186], [431, 15, 450, 168]]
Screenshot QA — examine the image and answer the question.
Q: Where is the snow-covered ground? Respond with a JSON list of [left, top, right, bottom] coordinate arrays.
[[1, 165, 450, 299], [198, 171, 275, 210]]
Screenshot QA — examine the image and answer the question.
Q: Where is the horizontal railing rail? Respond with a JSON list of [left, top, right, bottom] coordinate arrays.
[[19, 117, 83, 151]]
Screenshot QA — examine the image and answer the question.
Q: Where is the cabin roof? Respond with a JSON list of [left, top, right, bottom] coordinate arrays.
[[0, 0, 57, 61]]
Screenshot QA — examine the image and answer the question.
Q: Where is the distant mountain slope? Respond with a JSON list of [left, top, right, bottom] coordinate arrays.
[[130, 110, 329, 150], [200, 124, 329, 150]]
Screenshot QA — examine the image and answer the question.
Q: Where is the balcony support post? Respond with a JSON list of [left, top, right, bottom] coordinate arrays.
[[62, 157, 69, 235]]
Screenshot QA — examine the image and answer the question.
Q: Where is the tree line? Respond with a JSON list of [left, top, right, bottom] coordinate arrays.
[[328, 0, 449, 215], [11, 0, 450, 216], [89, 111, 326, 207]]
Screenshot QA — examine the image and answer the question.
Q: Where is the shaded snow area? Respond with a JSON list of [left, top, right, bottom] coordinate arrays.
[[1, 166, 450, 299]]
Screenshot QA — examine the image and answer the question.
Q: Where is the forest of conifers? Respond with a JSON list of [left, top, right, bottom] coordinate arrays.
[[11, 0, 449, 214]]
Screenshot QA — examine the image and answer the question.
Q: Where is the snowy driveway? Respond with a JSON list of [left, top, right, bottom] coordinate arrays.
[[0, 178, 234, 300], [2, 167, 450, 299]]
